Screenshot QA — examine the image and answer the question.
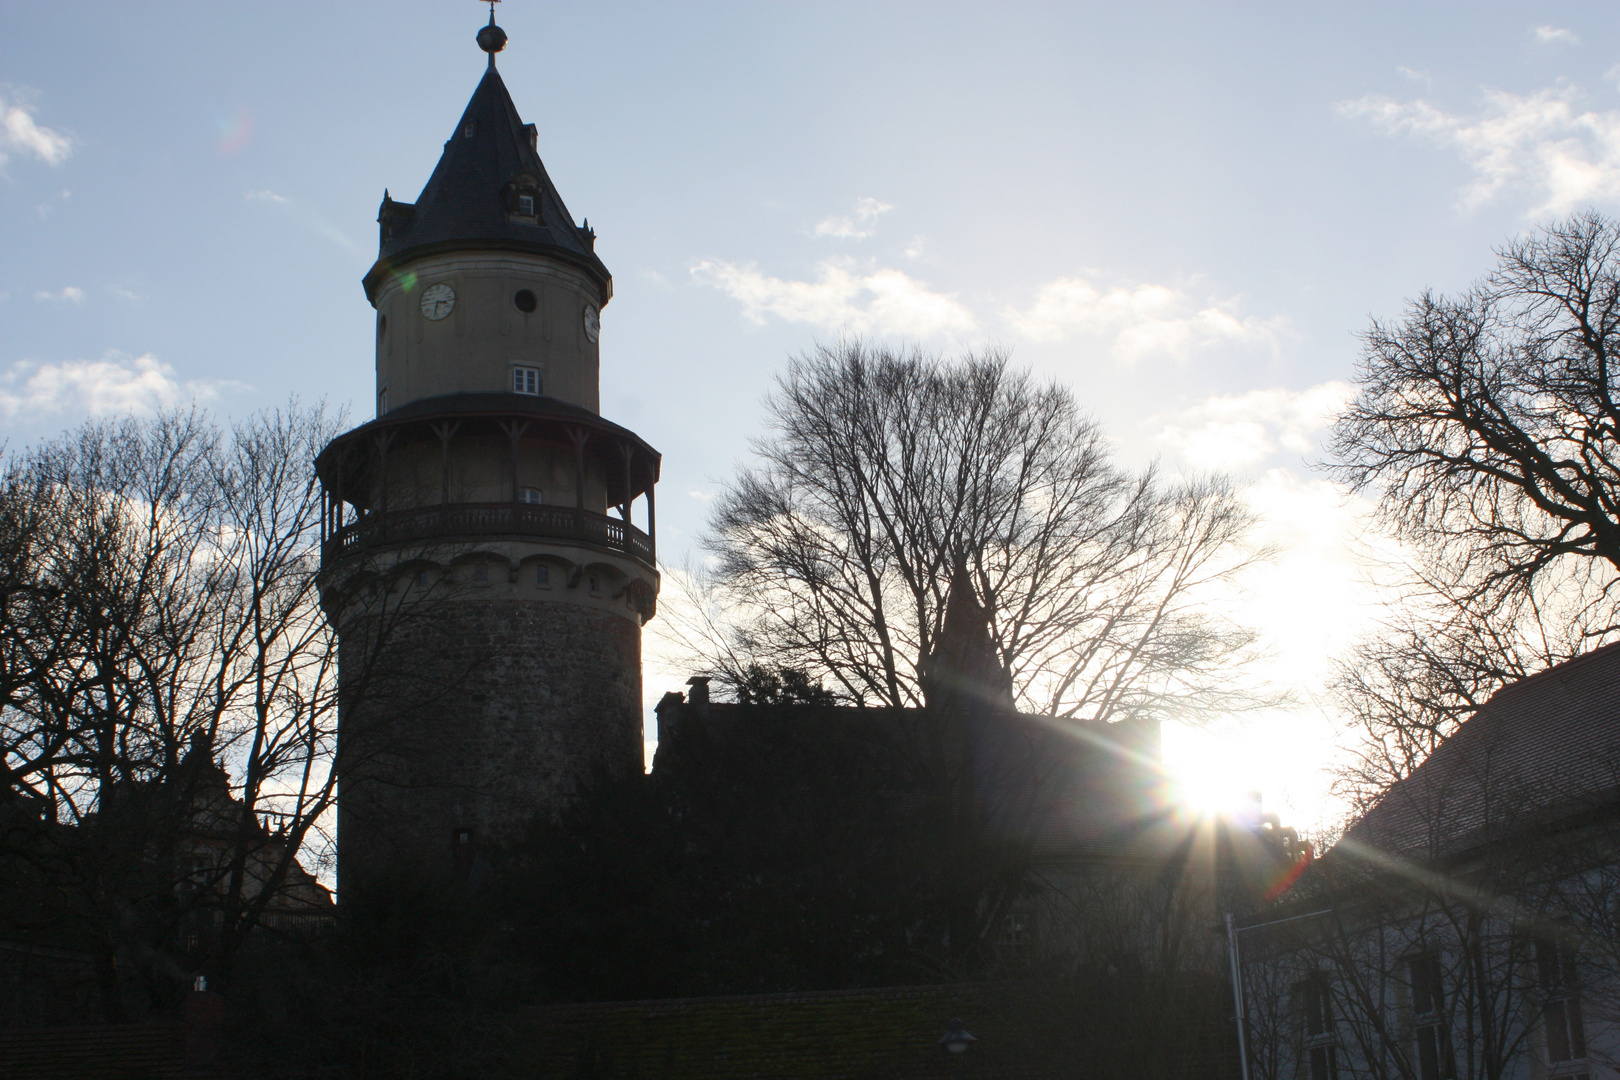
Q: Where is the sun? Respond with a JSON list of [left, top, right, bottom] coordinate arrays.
[[1159, 720, 1269, 821], [1168, 767, 1256, 819]]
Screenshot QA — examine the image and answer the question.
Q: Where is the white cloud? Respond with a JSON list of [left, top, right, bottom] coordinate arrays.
[[246, 189, 289, 205], [0, 91, 71, 169], [1340, 84, 1620, 215], [1003, 275, 1286, 361], [1397, 66, 1434, 89], [692, 257, 977, 337], [1534, 25, 1579, 45], [32, 286, 85, 304], [814, 197, 894, 239], [1155, 382, 1356, 470], [0, 352, 242, 419]]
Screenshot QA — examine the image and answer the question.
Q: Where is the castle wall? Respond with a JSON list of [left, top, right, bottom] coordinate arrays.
[[336, 585, 644, 887]]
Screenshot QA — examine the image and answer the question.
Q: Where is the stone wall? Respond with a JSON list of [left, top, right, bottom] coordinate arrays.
[[335, 593, 643, 888]]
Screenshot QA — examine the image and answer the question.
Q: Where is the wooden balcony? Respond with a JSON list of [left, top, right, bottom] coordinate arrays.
[[323, 502, 654, 569]]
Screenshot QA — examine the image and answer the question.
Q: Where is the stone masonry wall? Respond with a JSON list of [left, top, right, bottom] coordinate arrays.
[[336, 595, 642, 888]]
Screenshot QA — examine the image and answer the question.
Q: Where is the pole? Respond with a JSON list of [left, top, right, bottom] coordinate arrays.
[[1224, 908, 1330, 1080], [1226, 913, 1251, 1080]]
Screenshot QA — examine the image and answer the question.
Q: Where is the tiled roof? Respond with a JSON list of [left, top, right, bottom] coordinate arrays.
[[504, 984, 1055, 1079], [1343, 641, 1620, 862], [0, 1022, 193, 1080], [363, 66, 612, 301]]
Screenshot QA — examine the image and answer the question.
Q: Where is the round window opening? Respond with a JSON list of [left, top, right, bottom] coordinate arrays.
[[513, 289, 537, 314]]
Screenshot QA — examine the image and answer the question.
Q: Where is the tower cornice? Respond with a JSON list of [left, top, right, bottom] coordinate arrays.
[[363, 239, 612, 308]]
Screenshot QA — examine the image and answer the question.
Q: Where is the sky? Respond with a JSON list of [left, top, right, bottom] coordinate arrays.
[[5, 2, 1620, 834]]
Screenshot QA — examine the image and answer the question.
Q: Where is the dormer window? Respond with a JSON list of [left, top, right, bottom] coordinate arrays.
[[512, 366, 541, 396], [504, 174, 541, 220], [463, 121, 477, 139]]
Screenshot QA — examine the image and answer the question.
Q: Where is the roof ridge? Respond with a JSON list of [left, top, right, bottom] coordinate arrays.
[[1482, 638, 1620, 707]]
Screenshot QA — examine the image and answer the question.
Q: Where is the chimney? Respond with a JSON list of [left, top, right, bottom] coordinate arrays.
[[685, 675, 711, 706], [655, 690, 685, 745]]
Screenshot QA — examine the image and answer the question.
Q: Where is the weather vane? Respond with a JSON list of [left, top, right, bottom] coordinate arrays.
[[476, 0, 507, 66]]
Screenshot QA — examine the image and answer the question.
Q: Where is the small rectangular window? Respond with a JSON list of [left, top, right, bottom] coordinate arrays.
[[473, 564, 489, 586], [512, 366, 541, 396], [463, 121, 477, 139], [378, 388, 388, 415], [1539, 939, 1587, 1064], [535, 565, 550, 587], [1304, 975, 1332, 1037], [518, 194, 535, 216], [1408, 955, 1453, 1080], [588, 574, 600, 593], [1301, 975, 1338, 1080]]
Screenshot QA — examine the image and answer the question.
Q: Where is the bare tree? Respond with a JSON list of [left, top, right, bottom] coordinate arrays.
[[1329, 582, 1594, 813], [703, 340, 1271, 720], [0, 405, 363, 1012], [1328, 211, 1620, 805], [1332, 210, 1620, 613]]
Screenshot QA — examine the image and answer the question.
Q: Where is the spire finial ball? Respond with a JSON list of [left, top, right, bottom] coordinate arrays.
[[477, 21, 508, 55]]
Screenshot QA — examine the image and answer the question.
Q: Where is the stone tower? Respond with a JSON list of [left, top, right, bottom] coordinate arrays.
[[317, 15, 659, 889]]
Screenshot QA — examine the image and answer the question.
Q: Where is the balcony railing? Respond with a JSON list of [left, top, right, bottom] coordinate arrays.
[[323, 503, 654, 568]]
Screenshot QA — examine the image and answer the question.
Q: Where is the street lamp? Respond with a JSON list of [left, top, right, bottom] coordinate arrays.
[[939, 1018, 977, 1055], [1226, 908, 1332, 1080]]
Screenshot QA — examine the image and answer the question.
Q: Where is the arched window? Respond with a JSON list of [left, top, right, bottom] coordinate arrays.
[[517, 487, 543, 505]]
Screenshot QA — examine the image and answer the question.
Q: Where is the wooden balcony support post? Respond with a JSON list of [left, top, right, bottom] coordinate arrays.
[[430, 420, 460, 505], [568, 427, 590, 509], [645, 464, 656, 564], [373, 430, 396, 516], [619, 442, 635, 523], [334, 453, 347, 525], [499, 419, 531, 503]]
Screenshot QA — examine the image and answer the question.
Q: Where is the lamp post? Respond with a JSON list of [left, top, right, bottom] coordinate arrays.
[[1226, 908, 1332, 1080]]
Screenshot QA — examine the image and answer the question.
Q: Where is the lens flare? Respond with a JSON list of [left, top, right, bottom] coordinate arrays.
[[217, 108, 253, 156]]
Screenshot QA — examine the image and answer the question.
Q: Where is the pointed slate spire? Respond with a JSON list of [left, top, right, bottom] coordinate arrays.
[[923, 557, 1016, 714], [363, 36, 611, 304]]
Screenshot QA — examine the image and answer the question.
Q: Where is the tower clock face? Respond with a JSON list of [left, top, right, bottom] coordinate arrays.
[[420, 283, 456, 321], [583, 304, 600, 343]]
